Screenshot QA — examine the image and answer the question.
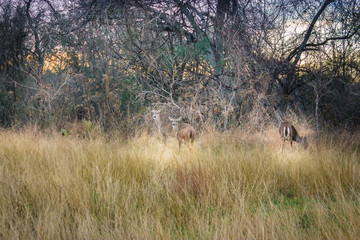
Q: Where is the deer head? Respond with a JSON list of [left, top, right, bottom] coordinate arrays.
[[296, 135, 308, 149], [151, 109, 161, 120], [151, 109, 162, 130], [168, 117, 181, 130]]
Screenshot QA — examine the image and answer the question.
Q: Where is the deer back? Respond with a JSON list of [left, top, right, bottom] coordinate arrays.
[[178, 123, 193, 131], [279, 121, 308, 147], [279, 121, 294, 140], [176, 124, 195, 141]]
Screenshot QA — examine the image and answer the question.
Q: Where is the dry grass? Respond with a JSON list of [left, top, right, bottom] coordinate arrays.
[[0, 127, 359, 239]]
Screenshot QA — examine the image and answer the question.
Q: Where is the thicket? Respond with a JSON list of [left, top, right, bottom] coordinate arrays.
[[0, 0, 359, 133]]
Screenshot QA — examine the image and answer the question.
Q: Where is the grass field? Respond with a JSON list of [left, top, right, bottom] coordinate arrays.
[[0, 127, 359, 239]]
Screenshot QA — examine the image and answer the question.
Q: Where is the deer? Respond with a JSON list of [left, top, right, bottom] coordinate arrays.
[[279, 121, 308, 152], [169, 117, 196, 152], [151, 109, 195, 152], [152, 109, 175, 143]]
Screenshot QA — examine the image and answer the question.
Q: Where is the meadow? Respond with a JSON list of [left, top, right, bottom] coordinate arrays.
[[0, 127, 359, 239]]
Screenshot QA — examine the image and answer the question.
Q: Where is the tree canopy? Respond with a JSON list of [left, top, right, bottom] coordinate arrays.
[[0, 0, 359, 131]]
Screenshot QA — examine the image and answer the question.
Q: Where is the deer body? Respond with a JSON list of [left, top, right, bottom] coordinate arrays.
[[279, 121, 307, 151], [172, 121, 195, 152]]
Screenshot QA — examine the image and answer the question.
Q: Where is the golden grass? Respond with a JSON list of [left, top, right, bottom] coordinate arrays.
[[0, 128, 359, 239]]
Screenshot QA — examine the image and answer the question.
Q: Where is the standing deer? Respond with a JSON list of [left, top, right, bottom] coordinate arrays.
[[152, 109, 195, 151], [152, 109, 175, 143], [279, 121, 308, 152], [169, 117, 195, 152]]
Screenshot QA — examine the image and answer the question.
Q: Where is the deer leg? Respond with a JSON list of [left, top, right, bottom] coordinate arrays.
[[280, 140, 285, 152], [184, 138, 192, 152], [190, 134, 195, 144], [178, 138, 182, 153]]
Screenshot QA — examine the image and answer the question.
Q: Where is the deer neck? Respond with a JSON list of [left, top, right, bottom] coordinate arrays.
[[154, 117, 162, 133]]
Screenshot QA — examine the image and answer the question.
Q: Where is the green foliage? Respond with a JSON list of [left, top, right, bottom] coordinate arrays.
[[298, 213, 312, 231], [174, 37, 210, 61], [193, 37, 210, 59], [61, 128, 69, 137], [175, 44, 187, 58]]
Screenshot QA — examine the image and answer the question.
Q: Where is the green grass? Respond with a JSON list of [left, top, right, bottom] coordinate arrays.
[[0, 128, 359, 239]]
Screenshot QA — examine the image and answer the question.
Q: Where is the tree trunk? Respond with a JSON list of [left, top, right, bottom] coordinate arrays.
[[214, 0, 226, 73], [315, 89, 320, 131]]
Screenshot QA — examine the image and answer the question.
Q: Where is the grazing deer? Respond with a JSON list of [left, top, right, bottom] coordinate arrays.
[[169, 117, 196, 152], [279, 121, 308, 152]]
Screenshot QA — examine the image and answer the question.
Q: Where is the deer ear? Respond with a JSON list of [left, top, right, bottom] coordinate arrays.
[[168, 117, 174, 121], [176, 117, 182, 121]]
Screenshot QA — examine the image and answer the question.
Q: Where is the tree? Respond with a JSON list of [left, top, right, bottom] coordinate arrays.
[[0, 1, 27, 125]]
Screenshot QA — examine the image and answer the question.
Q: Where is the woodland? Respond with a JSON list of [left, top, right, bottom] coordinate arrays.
[[0, 0, 359, 132], [2, 1, 360, 239]]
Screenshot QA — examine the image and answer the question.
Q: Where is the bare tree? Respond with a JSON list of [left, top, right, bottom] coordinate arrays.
[[308, 66, 334, 131]]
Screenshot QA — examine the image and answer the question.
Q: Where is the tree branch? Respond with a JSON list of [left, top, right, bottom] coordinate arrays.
[[287, 24, 360, 61], [135, 1, 196, 42], [287, 0, 335, 65], [173, 0, 204, 38]]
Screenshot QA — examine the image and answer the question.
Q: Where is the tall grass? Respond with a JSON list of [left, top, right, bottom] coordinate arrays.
[[0, 128, 359, 239]]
